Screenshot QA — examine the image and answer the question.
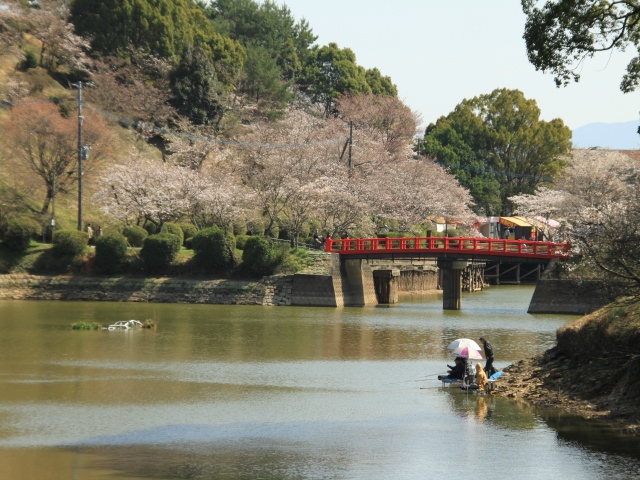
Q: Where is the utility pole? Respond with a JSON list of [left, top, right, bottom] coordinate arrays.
[[74, 82, 86, 232], [75, 81, 84, 231], [348, 120, 353, 171]]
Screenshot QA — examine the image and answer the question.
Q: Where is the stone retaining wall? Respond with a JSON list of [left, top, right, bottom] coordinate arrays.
[[528, 279, 618, 315], [0, 274, 296, 306]]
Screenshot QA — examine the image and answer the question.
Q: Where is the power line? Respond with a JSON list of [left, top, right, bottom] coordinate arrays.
[[86, 106, 349, 149], [3, 99, 349, 148]]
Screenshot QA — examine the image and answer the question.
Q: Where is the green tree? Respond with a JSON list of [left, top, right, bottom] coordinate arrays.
[[298, 42, 372, 116], [522, 0, 640, 92], [365, 67, 398, 96], [421, 88, 572, 215], [70, 0, 245, 79], [241, 45, 292, 106], [170, 45, 226, 126], [206, 0, 315, 79]]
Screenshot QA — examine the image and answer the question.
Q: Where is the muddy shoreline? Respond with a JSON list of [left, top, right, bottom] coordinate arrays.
[[492, 347, 640, 435]]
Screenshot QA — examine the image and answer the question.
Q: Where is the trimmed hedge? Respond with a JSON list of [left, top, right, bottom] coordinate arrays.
[[242, 236, 275, 276], [140, 233, 181, 272], [1, 216, 40, 252], [161, 222, 184, 245], [94, 234, 128, 273], [235, 234, 249, 250], [142, 222, 158, 235], [179, 223, 198, 245], [53, 229, 88, 256], [192, 227, 236, 272], [123, 225, 148, 247]]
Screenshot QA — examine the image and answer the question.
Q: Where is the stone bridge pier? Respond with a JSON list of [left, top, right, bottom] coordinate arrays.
[[437, 258, 470, 310]]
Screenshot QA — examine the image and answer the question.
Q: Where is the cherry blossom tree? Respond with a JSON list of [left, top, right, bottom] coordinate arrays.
[[337, 94, 421, 157], [93, 153, 207, 228], [510, 149, 640, 294], [5, 101, 111, 215]]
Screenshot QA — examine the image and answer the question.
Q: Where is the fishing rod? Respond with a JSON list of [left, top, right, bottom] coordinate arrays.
[[383, 373, 446, 385]]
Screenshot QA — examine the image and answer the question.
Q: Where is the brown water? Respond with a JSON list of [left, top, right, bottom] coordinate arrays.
[[1, 286, 639, 479]]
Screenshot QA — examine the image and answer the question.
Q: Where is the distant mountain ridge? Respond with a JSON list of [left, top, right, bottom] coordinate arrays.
[[572, 120, 639, 150]]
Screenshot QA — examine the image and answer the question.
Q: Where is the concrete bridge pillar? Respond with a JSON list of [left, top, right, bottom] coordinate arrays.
[[437, 259, 470, 310], [342, 258, 378, 306], [373, 269, 400, 304]]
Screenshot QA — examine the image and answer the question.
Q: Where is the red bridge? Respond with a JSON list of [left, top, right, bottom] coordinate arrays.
[[325, 236, 570, 260], [324, 236, 570, 310]]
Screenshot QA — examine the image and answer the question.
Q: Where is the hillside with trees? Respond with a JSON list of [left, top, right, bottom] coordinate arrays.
[[0, 0, 473, 277]]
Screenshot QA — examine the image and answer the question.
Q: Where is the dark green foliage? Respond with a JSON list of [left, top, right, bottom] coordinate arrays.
[[142, 222, 158, 236], [53, 230, 88, 256], [49, 95, 72, 118], [242, 235, 275, 276], [123, 225, 148, 248], [241, 45, 292, 107], [22, 51, 38, 70], [160, 222, 184, 245], [421, 88, 571, 215], [192, 227, 236, 272], [206, 0, 316, 80], [70, 0, 245, 85], [184, 237, 193, 250], [522, 0, 640, 93], [235, 234, 249, 250], [179, 223, 198, 244], [1, 216, 39, 252], [365, 67, 397, 96], [94, 234, 128, 273], [170, 46, 226, 126], [140, 233, 181, 272], [298, 42, 372, 116]]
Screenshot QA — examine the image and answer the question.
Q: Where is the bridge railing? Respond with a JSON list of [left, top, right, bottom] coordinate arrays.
[[324, 236, 571, 259]]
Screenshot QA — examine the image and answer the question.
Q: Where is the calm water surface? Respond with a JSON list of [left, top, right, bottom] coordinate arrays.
[[0, 286, 639, 479]]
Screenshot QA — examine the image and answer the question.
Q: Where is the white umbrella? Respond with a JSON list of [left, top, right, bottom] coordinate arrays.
[[452, 345, 483, 360], [452, 345, 483, 389], [447, 338, 481, 351]]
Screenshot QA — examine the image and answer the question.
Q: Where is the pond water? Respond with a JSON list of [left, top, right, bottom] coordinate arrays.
[[0, 286, 639, 479]]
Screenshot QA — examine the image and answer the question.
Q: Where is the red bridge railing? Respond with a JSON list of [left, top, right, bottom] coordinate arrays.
[[324, 236, 570, 259]]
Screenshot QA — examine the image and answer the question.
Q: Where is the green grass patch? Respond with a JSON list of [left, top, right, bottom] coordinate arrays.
[[71, 321, 101, 330]]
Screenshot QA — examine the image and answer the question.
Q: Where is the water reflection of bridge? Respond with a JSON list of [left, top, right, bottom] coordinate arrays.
[[325, 237, 570, 310]]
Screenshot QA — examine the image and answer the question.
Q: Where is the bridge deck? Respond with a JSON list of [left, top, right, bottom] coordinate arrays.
[[325, 237, 570, 261]]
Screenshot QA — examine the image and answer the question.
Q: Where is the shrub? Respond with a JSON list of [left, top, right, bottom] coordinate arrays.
[[235, 234, 249, 250], [122, 225, 148, 248], [233, 217, 247, 236], [142, 222, 158, 236], [140, 233, 181, 272], [180, 223, 198, 244], [192, 227, 236, 272], [94, 234, 128, 273], [242, 236, 275, 276], [184, 237, 193, 250], [161, 222, 184, 245], [22, 51, 38, 70], [53, 229, 88, 256], [1, 216, 40, 252]]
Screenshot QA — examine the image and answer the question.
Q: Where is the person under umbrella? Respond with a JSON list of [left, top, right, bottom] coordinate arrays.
[[479, 337, 496, 377], [438, 357, 465, 381]]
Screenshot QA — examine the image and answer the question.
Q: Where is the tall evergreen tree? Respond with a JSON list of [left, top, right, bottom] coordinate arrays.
[[421, 88, 572, 215]]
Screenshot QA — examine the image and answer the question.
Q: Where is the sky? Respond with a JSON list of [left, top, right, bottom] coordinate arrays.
[[280, 0, 639, 132]]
